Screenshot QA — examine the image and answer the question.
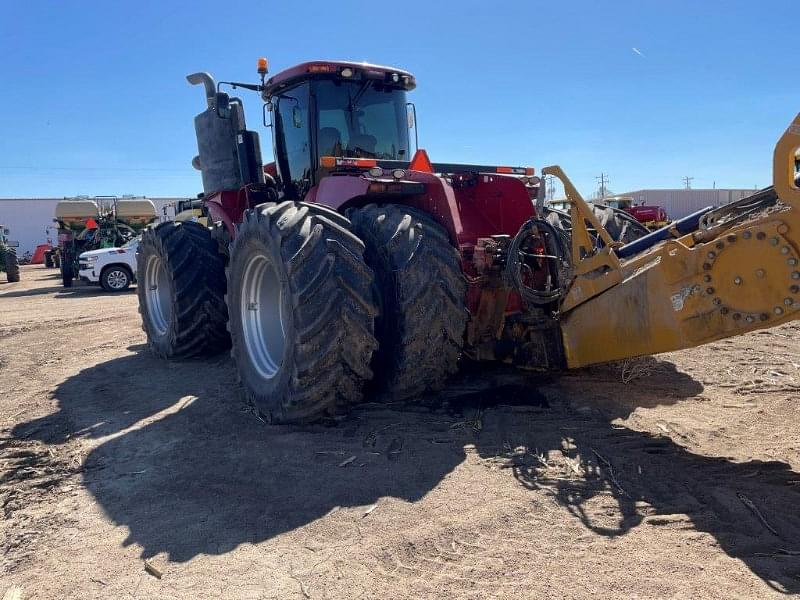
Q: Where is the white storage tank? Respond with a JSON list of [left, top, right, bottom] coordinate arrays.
[[55, 200, 100, 227], [115, 199, 157, 227]]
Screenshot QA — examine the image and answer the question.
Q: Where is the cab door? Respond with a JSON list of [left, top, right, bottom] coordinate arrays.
[[273, 82, 312, 200]]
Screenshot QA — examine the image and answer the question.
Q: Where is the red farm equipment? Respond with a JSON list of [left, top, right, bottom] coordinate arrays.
[[137, 58, 800, 423], [601, 196, 669, 230]]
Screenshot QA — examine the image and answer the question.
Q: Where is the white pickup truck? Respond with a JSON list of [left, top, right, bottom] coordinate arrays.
[[78, 238, 138, 292]]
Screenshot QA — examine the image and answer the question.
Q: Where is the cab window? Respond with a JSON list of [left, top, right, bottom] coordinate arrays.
[[274, 82, 312, 199]]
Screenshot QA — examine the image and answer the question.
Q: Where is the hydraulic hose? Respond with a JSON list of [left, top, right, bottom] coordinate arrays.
[[506, 217, 571, 306]]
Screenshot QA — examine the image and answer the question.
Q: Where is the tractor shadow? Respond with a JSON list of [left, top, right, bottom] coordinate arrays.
[[11, 352, 800, 592], [52, 286, 137, 299], [0, 266, 135, 299], [0, 285, 68, 298], [466, 363, 800, 593], [0, 283, 136, 299]]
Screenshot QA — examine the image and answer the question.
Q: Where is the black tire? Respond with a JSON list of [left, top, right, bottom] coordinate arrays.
[[44, 252, 53, 269], [137, 221, 230, 358], [100, 264, 132, 292], [226, 201, 378, 423], [592, 204, 650, 243], [4, 248, 20, 283], [544, 204, 649, 246], [349, 204, 468, 401], [60, 250, 73, 287]]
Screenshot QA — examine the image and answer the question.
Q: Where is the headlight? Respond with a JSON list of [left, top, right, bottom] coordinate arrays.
[[83, 256, 99, 263]]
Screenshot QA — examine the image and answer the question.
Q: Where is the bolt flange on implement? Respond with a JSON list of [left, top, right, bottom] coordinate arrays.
[[549, 115, 800, 368]]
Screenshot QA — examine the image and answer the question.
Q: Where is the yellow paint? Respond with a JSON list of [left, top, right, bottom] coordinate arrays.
[[549, 113, 800, 368], [542, 166, 623, 313]]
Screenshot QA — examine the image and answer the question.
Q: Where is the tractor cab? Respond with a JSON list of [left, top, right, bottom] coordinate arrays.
[[188, 61, 417, 210], [602, 196, 634, 210], [188, 58, 539, 247], [262, 61, 416, 199]]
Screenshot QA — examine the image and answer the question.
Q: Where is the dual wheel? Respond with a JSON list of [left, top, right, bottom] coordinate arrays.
[[137, 202, 468, 423]]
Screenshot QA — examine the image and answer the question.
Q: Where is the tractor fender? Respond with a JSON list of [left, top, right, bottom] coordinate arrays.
[[313, 173, 462, 247], [313, 170, 536, 249]]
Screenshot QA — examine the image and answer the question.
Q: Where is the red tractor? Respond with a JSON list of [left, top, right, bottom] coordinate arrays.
[[602, 196, 669, 230], [138, 58, 800, 424], [138, 59, 554, 422]]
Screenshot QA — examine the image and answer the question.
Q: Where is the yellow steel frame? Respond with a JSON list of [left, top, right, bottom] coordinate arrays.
[[540, 166, 623, 313], [547, 113, 800, 368]]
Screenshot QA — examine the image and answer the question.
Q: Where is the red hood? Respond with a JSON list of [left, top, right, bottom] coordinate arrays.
[[627, 205, 666, 221]]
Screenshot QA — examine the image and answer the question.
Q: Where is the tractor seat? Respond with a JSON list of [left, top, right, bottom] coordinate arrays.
[[319, 127, 343, 157], [348, 133, 377, 156]]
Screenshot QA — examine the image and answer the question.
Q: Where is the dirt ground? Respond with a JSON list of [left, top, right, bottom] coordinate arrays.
[[1, 265, 799, 599]]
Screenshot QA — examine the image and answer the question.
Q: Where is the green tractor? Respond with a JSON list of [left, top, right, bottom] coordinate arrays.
[[0, 226, 20, 283]]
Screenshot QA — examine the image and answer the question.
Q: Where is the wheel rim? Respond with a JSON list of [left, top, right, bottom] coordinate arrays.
[[145, 255, 172, 336], [106, 269, 128, 290], [241, 254, 286, 379]]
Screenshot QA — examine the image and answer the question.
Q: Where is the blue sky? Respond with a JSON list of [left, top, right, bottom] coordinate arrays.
[[0, 0, 797, 199]]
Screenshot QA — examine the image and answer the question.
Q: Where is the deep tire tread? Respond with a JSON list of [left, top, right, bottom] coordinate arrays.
[[349, 203, 468, 401], [137, 220, 230, 358], [228, 201, 378, 424], [544, 204, 649, 246], [3, 247, 20, 283]]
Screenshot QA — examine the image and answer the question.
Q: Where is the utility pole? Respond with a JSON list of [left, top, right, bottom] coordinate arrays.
[[595, 173, 609, 200], [545, 175, 556, 201], [683, 176, 694, 190]]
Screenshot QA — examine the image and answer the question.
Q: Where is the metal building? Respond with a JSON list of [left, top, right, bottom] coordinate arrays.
[[0, 197, 192, 256], [619, 189, 757, 220]]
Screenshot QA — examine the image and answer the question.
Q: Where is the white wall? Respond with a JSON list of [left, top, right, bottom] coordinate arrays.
[[0, 197, 191, 255], [621, 189, 757, 220]]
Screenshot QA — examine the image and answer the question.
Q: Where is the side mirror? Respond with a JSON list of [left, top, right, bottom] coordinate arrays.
[[262, 101, 273, 128], [406, 102, 419, 153]]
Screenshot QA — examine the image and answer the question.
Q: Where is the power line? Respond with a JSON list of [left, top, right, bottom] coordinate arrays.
[[595, 173, 609, 200], [545, 175, 556, 200], [0, 166, 188, 173], [682, 176, 694, 190]]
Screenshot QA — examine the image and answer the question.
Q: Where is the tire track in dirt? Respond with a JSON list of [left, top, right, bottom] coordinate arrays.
[[0, 315, 121, 341], [3, 265, 800, 598]]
